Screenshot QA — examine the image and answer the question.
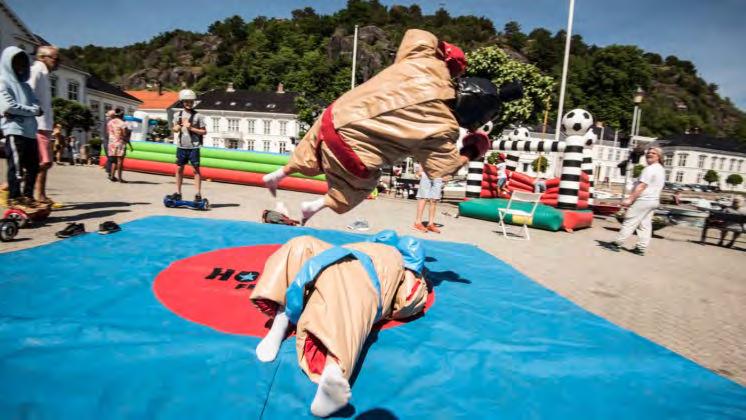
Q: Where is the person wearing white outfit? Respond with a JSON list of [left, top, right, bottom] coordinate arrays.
[[608, 147, 665, 256]]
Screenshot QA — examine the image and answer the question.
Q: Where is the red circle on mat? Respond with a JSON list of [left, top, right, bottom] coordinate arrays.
[[153, 245, 435, 337]]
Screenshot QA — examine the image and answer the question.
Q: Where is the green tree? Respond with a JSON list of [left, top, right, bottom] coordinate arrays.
[[633, 164, 644, 178], [726, 174, 743, 189], [704, 169, 720, 185], [502, 21, 527, 51], [583, 45, 652, 131], [466, 46, 555, 131], [52, 98, 95, 136], [531, 156, 548, 174]]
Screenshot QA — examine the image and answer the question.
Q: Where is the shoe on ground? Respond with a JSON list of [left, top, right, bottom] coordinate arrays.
[[98, 221, 121, 235], [426, 223, 442, 234], [631, 247, 646, 256], [55, 222, 86, 238], [169, 192, 182, 201], [413, 222, 428, 233], [195, 194, 202, 202], [109, 176, 118, 182]]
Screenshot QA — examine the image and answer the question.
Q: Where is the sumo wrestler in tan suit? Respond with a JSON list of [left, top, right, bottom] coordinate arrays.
[[250, 234, 427, 416], [263, 29, 476, 223]]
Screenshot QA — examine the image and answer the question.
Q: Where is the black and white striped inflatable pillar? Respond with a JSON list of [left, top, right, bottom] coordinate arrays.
[[466, 160, 484, 199], [505, 154, 519, 172], [581, 147, 595, 206], [557, 134, 587, 209]]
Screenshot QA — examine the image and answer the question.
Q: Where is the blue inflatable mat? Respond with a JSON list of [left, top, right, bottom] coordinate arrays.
[[1, 216, 744, 419]]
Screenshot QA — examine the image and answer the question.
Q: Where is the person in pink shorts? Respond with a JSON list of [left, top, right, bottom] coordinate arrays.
[[28, 45, 59, 204]]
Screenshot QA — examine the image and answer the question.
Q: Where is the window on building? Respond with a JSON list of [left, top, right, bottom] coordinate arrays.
[[263, 120, 271, 135], [729, 158, 736, 171], [67, 80, 79, 101], [522, 163, 529, 172], [614, 150, 621, 161], [279, 141, 287, 154], [698, 155, 706, 168], [49, 75, 57, 97], [710, 156, 717, 169], [104, 103, 112, 112], [596, 147, 603, 159], [127, 108, 134, 115], [675, 171, 684, 182], [212, 118, 220, 132], [247, 139, 255, 150], [247, 119, 255, 134], [664, 154, 673, 166], [719, 158, 725, 170], [279, 121, 288, 136], [228, 119, 239, 132], [677, 153, 688, 167], [89, 100, 100, 119], [226, 139, 239, 149], [738, 160, 744, 172], [263, 140, 271, 152], [606, 148, 613, 160], [696, 172, 703, 184], [665, 170, 672, 181]]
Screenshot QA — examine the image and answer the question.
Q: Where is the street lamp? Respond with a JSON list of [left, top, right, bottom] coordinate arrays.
[[620, 87, 645, 201]]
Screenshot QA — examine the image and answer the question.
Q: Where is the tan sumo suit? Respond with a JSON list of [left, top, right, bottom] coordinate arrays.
[[250, 235, 428, 382], [285, 29, 466, 214]]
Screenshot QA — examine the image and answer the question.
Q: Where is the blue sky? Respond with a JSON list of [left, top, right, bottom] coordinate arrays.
[[8, 0, 746, 110]]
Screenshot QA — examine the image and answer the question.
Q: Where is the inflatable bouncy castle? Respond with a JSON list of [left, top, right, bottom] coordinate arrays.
[[459, 109, 597, 232]]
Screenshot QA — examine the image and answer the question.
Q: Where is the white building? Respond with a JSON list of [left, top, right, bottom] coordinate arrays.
[[0, 0, 37, 55], [170, 84, 300, 154], [656, 133, 746, 191], [1, 1, 141, 144], [86, 75, 142, 140]]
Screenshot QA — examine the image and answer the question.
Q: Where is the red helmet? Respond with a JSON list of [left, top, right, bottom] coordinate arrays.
[[438, 41, 467, 78]]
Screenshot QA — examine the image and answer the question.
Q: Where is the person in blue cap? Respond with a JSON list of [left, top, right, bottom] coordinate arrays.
[[250, 231, 428, 417]]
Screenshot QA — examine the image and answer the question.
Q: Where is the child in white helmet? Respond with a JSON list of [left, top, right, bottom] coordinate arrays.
[[170, 89, 207, 201]]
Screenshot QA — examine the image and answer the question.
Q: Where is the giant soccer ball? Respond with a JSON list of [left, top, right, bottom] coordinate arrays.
[[561, 109, 593, 135], [514, 127, 531, 141]]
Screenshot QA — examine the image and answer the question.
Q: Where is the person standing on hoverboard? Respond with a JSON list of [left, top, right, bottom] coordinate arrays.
[[170, 89, 206, 202]]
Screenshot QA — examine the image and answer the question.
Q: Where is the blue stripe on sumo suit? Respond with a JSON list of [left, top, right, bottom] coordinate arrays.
[[0, 216, 744, 419]]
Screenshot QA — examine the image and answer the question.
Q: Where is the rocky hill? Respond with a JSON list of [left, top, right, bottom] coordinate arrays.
[[61, 2, 746, 141]]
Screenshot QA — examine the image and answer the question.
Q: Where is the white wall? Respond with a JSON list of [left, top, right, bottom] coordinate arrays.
[[0, 4, 36, 54], [175, 109, 299, 154]]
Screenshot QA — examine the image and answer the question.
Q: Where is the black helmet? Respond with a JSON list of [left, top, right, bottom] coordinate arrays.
[[452, 77, 523, 130]]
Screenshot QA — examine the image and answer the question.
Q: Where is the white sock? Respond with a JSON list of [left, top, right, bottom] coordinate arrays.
[[263, 169, 287, 197], [310, 363, 351, 417], [301, 198, 326, 225], [255, 311, 289, 362]]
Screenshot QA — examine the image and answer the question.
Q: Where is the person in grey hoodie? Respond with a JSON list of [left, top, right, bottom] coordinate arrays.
[[0, 46, 42, 209]]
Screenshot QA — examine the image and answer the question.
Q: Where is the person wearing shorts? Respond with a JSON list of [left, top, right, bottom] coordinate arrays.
[[28, 45, 59, 204], [169, 89, 206, 202], [107, 108, 129, 182], [413, 167, 444, 233]]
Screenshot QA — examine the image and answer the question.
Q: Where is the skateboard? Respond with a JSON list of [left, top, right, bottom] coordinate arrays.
[[163, 196, 210, 211]]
